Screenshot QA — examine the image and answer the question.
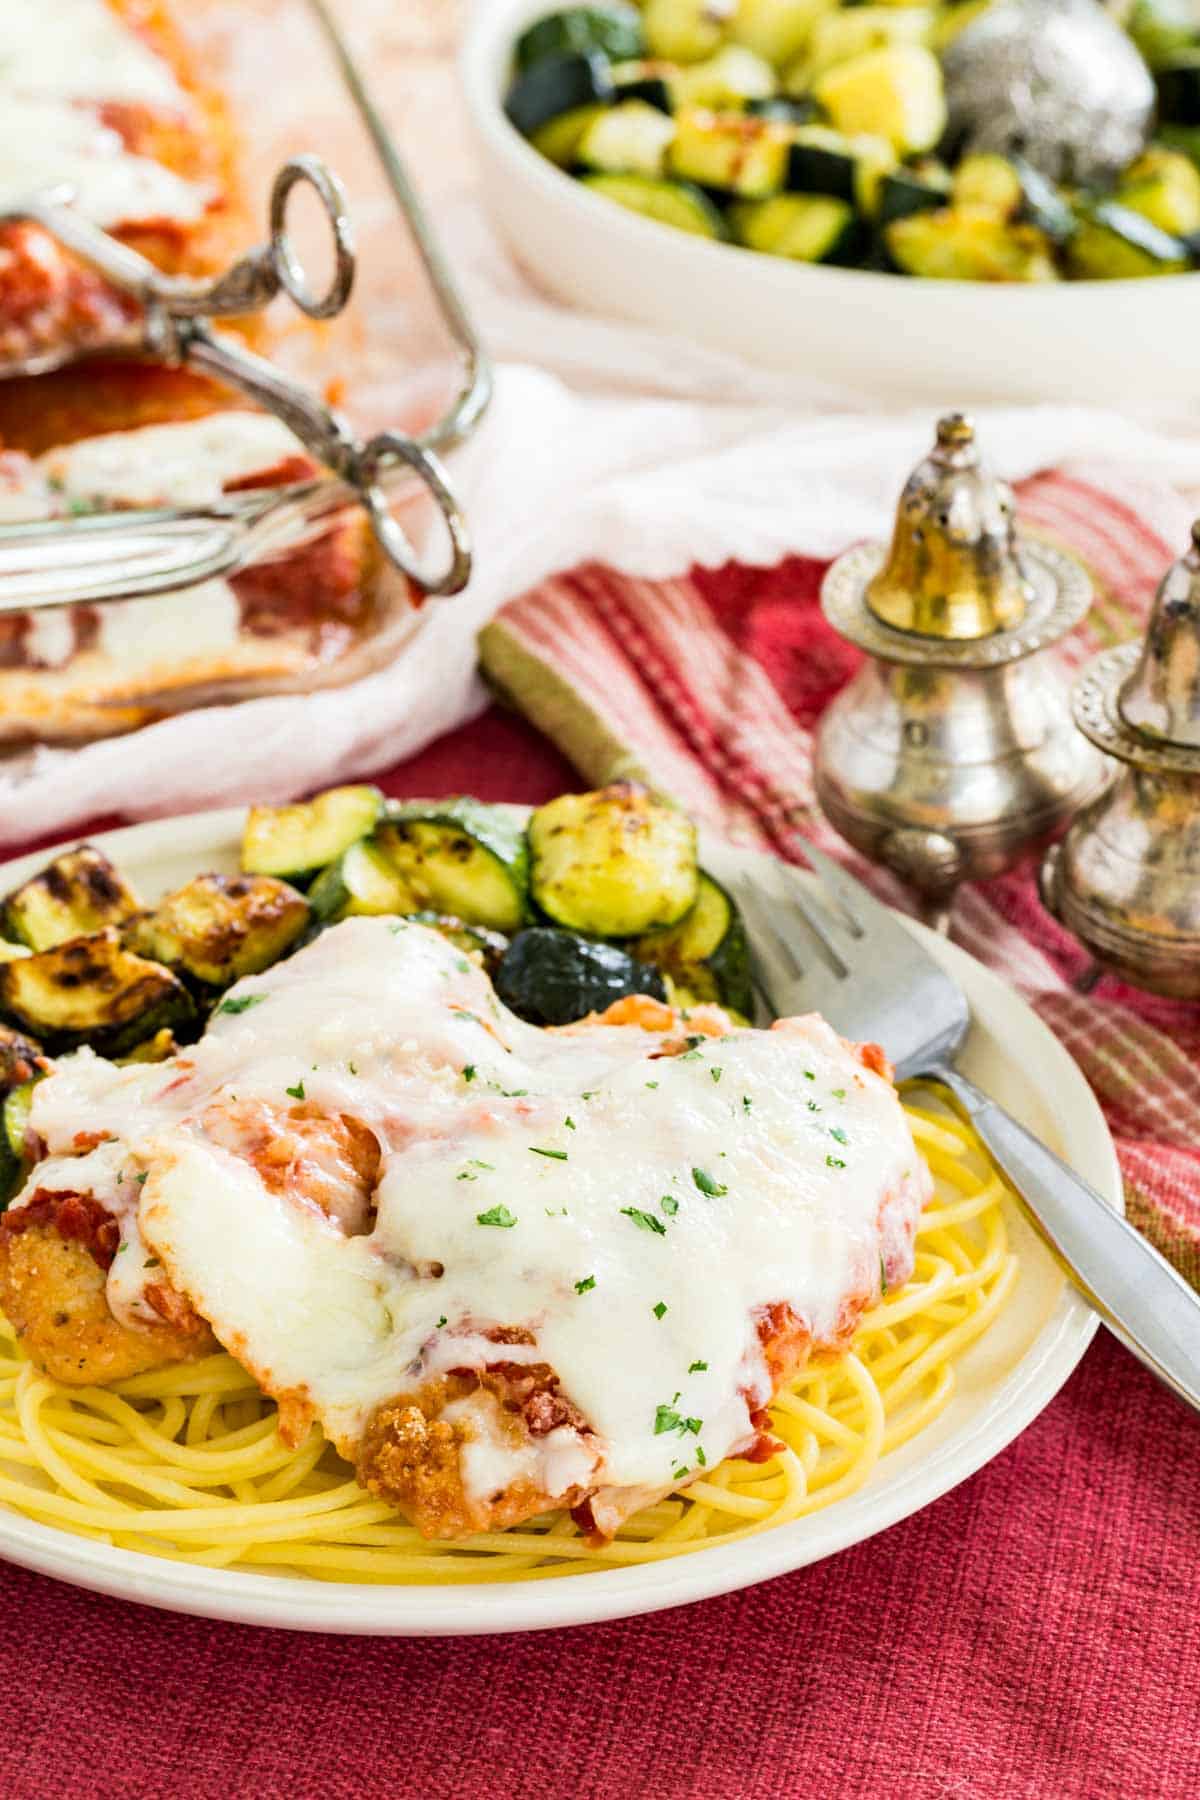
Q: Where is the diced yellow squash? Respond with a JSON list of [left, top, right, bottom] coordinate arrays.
[[728, 0, 836, 69], [814, 44, 946, 156], [668, 107, 791, 196], [886, 206, 1059, 281]]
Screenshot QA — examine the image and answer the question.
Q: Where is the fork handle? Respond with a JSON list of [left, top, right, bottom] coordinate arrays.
[[929, 1064, 1200, 1416]]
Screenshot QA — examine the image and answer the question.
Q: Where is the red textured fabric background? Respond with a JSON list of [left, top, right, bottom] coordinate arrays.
[[2, 542, 1199, 1794]]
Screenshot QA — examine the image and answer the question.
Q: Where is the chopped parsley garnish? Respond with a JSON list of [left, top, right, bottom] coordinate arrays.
[[832, 1087, 846, 1100], [655, 1403, 702, 1438], [692, 1167, 727, 1198], [678, 1049, 704, 1063], [144, 1256, 160, 1269], [660, 1195, 679, 1217], [826, 1154, 846, 1170], [880, 1256, 889, 1296], [455, 958, 471, 973], [286, 1080, 306, 1101], [673, 1464, 689, 1482], [742, 1096, 752, 1113], [710, 1067, 723, 1084], [829, 1126, 848, 1145], [806, 1099, 821, 1112], [348, 1061, 358, 1076], [437, 1315, 447, 1328], [621, 1206, 666, 1236], [530, 1146, 568, 1161], [500, 1087, 529, 1098], [581, 1090, 597, 1101], [458, 1160, 494, 1181], [688, 1360, 708, 1374], [477, 1205, 517, 1229], [646, 1080, 659, 1090], [135, 1172, 148, 1188], [696, 1445, 707, 1467], [653, 1301, 668, 1320], [462, 1064, 477, 1083], [804, 1070, 816, 1081], [456, 1170, 478, 1181], [575, 1275, 596, 1295], [471, 1159, 495, 1170], [389, 922, 406, 935], [545, 1206, 569, 1217], [217, 994, 265, 1015], [564, 1116, 576, 1130]]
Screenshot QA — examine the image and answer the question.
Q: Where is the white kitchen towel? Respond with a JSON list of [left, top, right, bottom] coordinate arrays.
[[6, 6, 1200, 845]]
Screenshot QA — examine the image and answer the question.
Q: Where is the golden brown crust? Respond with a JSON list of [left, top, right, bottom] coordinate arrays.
[[0, 1217, 214, 1386]]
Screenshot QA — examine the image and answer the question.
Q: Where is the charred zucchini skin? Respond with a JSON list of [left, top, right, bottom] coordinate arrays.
[[633, 871, 753, 1015], [506, 50, 616, 136], [375, 800, 531, 933], [0, 1027, 47, 1206], [124, 875, 310, 991], [0, 930, 195, 1057], [528, 782, 699, 936], [241, 787, 384, 882], [516, 5, 644, 72], [308, 839, 412, 923], [496, 928, 667, 1025], [4, 845, 141, 952]]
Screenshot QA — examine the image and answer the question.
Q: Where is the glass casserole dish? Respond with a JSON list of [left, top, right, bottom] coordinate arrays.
[[0, 0, 489, 746]]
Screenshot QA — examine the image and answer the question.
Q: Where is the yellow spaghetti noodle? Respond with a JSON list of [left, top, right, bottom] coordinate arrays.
[[0, 1103, 1018, 1583]]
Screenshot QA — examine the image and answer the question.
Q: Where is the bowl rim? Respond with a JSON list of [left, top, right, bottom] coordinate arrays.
[[460, 0, 1200, 302]]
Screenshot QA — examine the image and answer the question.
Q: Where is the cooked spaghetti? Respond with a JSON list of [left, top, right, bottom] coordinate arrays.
[[0, 1104, 1018, 1583]]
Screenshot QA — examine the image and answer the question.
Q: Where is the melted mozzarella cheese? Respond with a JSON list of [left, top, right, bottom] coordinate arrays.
[[21, 919, 930, 1504], [0, 1, 189, 110], [0, 98, 212, 229], [38, 414, 303, 509]]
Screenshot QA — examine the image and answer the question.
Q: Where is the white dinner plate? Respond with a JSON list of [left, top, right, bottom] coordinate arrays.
[[0, 808, 1121, 1635], [463, 0, 1200, 409]]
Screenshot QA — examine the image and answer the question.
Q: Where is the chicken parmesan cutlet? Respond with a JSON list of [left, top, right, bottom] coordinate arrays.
[[0, 918, 932, 1541]]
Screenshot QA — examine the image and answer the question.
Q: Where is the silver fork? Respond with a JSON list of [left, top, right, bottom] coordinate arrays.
[[735, 839, 1200, 1416]]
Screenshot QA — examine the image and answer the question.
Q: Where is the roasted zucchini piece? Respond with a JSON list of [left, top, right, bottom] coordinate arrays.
[[885, 206, 1059, 280], [798, 6, 935, 83], [532, 102, 613, 163], [787, 126, 896, 214], [516, 4, 644, 72], [1, 1079, 38, 1206], [729, 0, 837, 71], [375, 801, 531, 933], [669, 108, 792, 195], [1156, 51, 1200, 126], [633, 872, 753, 1016], [1065, 203, 1189, 279], [0, 930, 194, 1057], [309, 838, 413, 922], [814, 45, 946, 157], [1129, 0, 1199, 71], [529, 782, 698, 936], [4, 845, 140, 952], [119, 1029, 179, 1065], [611, 59, 677, 113], [506, 50, 616, 135], [1117, 148, 1200, 238], [496, 928, 668, 1026], [581, 172, 728, 236], [0, 1027, 47, 1205], [125, 874, 309, 990], [671, 44, 776, 108], [643, 0, 736, 64], [730, 192, 864, 261], [877, 164, 952, 225], [409, 913, 510, 977], [745, 94, 820, 124], [951, 153, 1023, 217], [241, 786, 384, 881], [578, 100, 678, 174]]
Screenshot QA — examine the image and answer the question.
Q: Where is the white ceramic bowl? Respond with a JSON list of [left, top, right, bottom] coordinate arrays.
[[462, 0, 1200, 408]]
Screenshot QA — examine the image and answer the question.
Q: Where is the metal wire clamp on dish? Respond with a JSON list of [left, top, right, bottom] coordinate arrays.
[[0, 157, 473, 609], [735, 840, 1200, 1417]]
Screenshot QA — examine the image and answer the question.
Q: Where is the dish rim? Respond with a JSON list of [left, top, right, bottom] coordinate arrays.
[[0, 805, 1121, 1635]]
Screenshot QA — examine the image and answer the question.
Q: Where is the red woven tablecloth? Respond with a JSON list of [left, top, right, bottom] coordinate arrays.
[[2, 493, 1199, 1798]]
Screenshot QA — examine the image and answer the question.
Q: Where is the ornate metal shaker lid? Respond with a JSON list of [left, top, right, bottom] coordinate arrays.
[[1074, 522, 1200, 772], [942, 0, 1154, 187], [865, 414, 1034, 641]]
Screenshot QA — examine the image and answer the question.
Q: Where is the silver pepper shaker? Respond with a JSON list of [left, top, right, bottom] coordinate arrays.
[[816, 414, 1102, 906]]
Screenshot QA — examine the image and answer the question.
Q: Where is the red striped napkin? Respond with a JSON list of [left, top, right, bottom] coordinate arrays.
[[480, 472, 1200, 1289]]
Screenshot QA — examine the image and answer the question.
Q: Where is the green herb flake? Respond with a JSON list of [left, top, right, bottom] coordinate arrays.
[[673, 1464, 689, 1482], [806, 1099, 821, 1112], [688, 1360, 708, 1374], [462, 1064, 477, 1083], [832, 1087, 846, 1100], [655, 1404, 682, 1435], [501, 1088, 529, 1098], [827, 1154, 846, 1170], [622, 1206, 667, 1236], [437, 1315, 447, 1328], [804, 1070, 816, 1081], [742, 1096, 752, 1113], [456, 1170, 478, 1182], [564, 1116, 576, 1131], [286, 1080, 306, 1101], [653, 1301, 668, 1320], [455, 958, 471, 973], [646, 1080, 660, 1090], [692, 1167, 727, 1198], [477, 1205, 517, 1229], [710, 1067, 723, 1084], [829, 1126, 848, 1145], [880, 1256, 889, 1297], [530, 1146, 568, 1161], [144, 1256, 160, 1269], [575, 1275, 596, 1295], [660, 1195, 679, 1217], [696, 1445, 707, 1467], [582, 1090, 597, 1101], [217, 993, 265, 1016], [348, 1061, 358, 1076], [470, 1159, 495, 1171], [135, 1172, 148, 1188]]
